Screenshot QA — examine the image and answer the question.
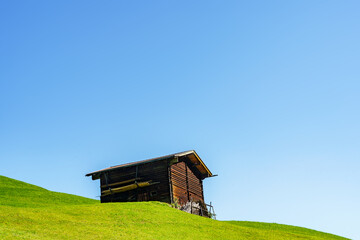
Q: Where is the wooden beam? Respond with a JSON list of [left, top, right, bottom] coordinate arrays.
[[101, 181, 157, 196], [100, 178, 141, 188]]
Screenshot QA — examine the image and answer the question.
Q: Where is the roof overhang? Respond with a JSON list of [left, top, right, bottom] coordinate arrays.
[[86, 150, 213, 180], [175, 150, 212, 179]]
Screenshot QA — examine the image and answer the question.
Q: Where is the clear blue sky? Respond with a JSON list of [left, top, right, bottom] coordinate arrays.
[[1, 1, 359, 239]]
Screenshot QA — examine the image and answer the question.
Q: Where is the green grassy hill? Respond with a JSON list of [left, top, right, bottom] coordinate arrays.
[[0, 176, 348, 240]]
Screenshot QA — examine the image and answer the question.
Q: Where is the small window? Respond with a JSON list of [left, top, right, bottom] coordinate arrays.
[[150, 191, 157, 197]]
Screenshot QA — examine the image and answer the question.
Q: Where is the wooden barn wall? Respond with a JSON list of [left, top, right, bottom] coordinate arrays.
[[100, 159, 170, 203], [170, 161, 204, 205]]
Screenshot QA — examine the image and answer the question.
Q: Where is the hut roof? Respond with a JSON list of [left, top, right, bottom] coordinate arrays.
[[86, 150, 213, 180]]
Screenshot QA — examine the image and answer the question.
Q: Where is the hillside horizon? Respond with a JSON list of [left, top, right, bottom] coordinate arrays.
[[0, 175, 349, 240]]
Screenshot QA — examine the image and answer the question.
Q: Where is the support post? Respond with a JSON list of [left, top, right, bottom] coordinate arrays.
[[168, 162, 174, 204], [185, 165, 190, 202], [135, 165, 139, 201]]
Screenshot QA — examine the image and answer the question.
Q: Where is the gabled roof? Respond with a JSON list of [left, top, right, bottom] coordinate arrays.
[[85, 150, 213, 180]]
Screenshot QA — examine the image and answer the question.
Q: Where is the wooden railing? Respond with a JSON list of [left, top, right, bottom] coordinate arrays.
[[188, 200, 216, 219]]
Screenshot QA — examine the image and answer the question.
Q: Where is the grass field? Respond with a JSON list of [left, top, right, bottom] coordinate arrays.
[[0, 175, 349, 240]]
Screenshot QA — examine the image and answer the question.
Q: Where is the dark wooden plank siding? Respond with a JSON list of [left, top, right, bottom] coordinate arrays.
[[99, 157, 204, 206], [170, 161, 204, 205], [100, 159, 170, 203], [187, 165, 203, 198]]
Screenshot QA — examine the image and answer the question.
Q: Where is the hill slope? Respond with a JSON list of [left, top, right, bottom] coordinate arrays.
[[0, 176, 348, 240]]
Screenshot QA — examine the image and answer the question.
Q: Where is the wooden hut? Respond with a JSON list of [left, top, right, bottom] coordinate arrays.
[[86, 150, 214, 211]]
